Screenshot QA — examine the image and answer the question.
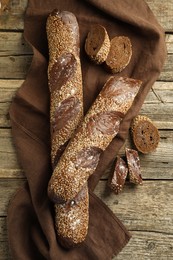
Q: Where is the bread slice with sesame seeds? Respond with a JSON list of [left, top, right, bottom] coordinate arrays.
[[47, 10, 89, 249], [105, 36, 132, 73], [85, 24, 110, 64]]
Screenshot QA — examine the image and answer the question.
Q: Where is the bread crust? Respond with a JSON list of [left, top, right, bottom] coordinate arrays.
[[48, 76, 142, 202], [47, 10, 88, 248]]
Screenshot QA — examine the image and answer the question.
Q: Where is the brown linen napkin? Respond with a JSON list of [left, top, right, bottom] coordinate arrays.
[[8, 0, 166, 259]]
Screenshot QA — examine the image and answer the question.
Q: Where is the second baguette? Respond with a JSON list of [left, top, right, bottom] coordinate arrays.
[[48, 76, 142, 203]]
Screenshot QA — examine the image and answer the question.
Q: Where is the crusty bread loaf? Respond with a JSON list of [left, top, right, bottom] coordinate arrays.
[[47, 10, 83, 163], [108, 156, 128, 194], [47, 10, 88, 248], [131, 115, 160, 154], [126, 148, 143, 185], [105, 36, 132, 73], [48, 76, 142, 203], [85, 24, 110, 64]]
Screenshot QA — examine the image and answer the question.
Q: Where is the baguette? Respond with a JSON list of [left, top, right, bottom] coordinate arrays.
[[47, 10, 88, 248], [48, 76, 142, 203]]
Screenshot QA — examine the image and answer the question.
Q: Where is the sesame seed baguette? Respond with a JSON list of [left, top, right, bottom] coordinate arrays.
[[48, 76, 142, 203], [47, 10, 89, 248], [47, 9, 84, 163]]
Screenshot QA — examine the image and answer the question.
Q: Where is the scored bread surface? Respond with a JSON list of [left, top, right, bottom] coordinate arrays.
[[105, 36, 132, 73], [47, 10, 88, 248], [48, 76, 142, 202], [85, 24, 110, 64]]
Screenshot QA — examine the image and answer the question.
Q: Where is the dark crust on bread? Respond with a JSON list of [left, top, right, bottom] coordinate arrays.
[[47, 10, 88, 248], [48, 76, 141, 202], [126, 148, 143, 185], [108, 156, 128, 194]]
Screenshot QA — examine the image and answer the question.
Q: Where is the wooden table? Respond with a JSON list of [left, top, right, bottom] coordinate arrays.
[[0, 0, 173, 259]]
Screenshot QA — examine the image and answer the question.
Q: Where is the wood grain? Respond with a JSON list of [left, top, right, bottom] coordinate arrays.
[[0, 129, 173, 180], [0, 32, 32, 56], [0, 227, 172, 260], [0, 0, 173, 32], [0, 179, 172, 234], [0, 54, 173, 81], [116, 231, 173, 260], [94, 181, 173, 234]]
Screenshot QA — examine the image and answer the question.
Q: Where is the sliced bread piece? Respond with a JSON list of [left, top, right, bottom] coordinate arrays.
[[126, 148, 143, 185], [105, 36, 132, 73], [108, 156, 128, 194], [85, 24, 110, 64], [131, 115, 160, 154]]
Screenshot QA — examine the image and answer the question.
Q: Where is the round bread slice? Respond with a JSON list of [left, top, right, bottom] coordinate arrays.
[[105, 36, 132, 73], [131, 115, 160, 154], [85, 24, 110, 64]]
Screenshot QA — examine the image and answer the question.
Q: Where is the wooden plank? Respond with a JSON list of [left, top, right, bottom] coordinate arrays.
[[94, 180, 173, 234], [0, 179, 24, 217], [0, 0, 173, 32], [0, 53, 172, 80], [0, 80, 22, 102], [0, 223, 172, 260], [0, 241, 11, 260], [0, 80, 172, 104], [146, 0, 173, 32], [160, 54, 173, 81], [0, 217, 7, 241], [0, 32, 32, 56], [166, 34, 173, 54], [0, 0, 27, 30], [0, 32, 172, 57], [0, 55, 32, 79], [0, 128, 22, 171], [1, 93, 173, 128], [146, 81, 173, 104], [0, 230, 172, 260], [0, 179, 173, 234], [0, 79, 173, 128], [115, 231, 173, 260], [0, 125, 173, 179], [140, 103, 173, 123]]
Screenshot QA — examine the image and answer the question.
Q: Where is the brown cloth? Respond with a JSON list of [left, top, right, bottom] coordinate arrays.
[[8, 0, 166, 259]]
